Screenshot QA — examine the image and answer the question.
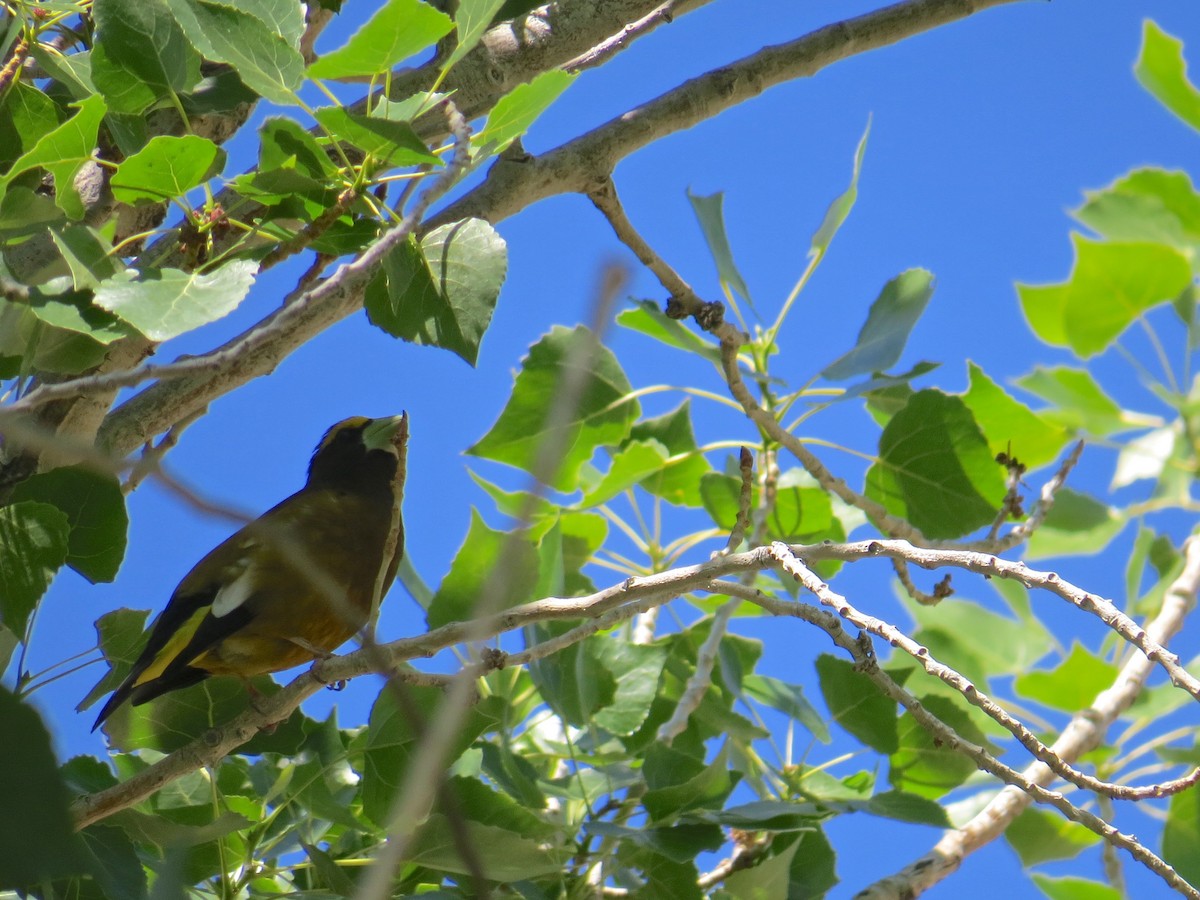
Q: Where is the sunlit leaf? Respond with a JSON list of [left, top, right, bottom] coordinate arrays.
[[1025, 489, 1124, 559], [1006, 807, 1101, 866], [444, 0, 507, 70], [1135, 21, 1200, 133], [468, 325, 639, 491], [365, 219, 507, 365], [309, 0, 453, 79], [1014, 643, 1120, 712], [94, 261, 258, 341], [110, 135, 225, 204], [165, 0, 304, 105], [1017, 235, 1192, 358], [476, 70, 576, 154], [961, 362, 1070, 470], [427, 510, 540, 629]]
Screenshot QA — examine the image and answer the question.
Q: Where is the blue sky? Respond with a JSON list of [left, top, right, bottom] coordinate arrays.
[[16, 1, 1200, 896]]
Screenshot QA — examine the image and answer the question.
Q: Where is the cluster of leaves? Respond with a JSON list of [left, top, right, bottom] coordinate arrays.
[[4, 5, 1200, 900], [0, 0, 571, 660]]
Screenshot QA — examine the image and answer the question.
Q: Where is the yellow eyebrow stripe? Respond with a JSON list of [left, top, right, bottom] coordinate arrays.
[[133, 606, 209, 685]]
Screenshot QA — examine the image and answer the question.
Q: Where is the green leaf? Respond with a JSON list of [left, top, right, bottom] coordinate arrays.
[[743, 673, 831, 743], [0, 299, 109, 374], [32, 44, 94, 105], [110, 135, 225, 204], [361, 685, 501, 826], [1135, 21, 1200, 133], [476, 69, 576, 155], [889, 696, 987, 800], [1031, 874, 1123, 900], [810, 118, 870, 255], [585, 821, 725, 864], [10, 466, 128, 583], [23, 286, 131, 344], [308, 0, 452, 79], [0, 82, 65, 170], [724, 836, 801, 900], [627, 401, 712, 507], [579, 439, 669, 507], [864, 390, 1007, 540], [815, 654, 897, 754], [591, 639, 669, 736], [687, 799, 818, 831], [468, 325, 640, 491], [865, 790, 952, 827], [1164, 771, 1200, 887], [77, 825, 145, 900], [409, 815, 571, 881], [98, 671, 314, 753], [239, 0, 306, 46], [314, 105, 440, 167], [444, 0, 506, 70], [1025, 489, 1123, 559], [0, 502, 69, 635], [1075, 168, 1200, 254], [427, 510, 540, 629], [524, 620, 612, 726], [0, 94, 108, 218], [1017, 235, 1192, 357], [1006, 807, 1101, 866], [49, 225, 122, 291], [257, 116, 338, 179], [165, 0, 305, 105], [79, 608, 150, 712], [906, 597, 1052, 680], [788, 828, 839, 898], [702, 467, 835, 543], [0, 186, 65, 242], [687, 189, 753, 307], [0, 687, 87, 889], [1014, 365, 1133, 436], [1015, 643, 1120, 712], [93, 260, 257, 341], [821, 269, 934, 381], [365, 218, 507, 365], [961, 362, 1070, 470], [643, 744, 737, 823], [91, 0, 202, 114], [615, 299, 722, 364]]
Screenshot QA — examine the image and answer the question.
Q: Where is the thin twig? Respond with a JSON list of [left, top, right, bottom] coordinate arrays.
[[565, 1, 684, 73], [856, 534, 1200, 898], [768, 544, 1200, 801], [758, 549, 1200, 900]]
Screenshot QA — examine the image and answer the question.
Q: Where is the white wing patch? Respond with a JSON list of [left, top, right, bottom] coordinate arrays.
[[212, 557, 256, 617]]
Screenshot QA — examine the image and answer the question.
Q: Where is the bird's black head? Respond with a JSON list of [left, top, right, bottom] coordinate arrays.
[[307, 415, 407, 496]]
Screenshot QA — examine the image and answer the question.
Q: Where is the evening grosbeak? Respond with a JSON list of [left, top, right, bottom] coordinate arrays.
[[92, 414, 408, 731]]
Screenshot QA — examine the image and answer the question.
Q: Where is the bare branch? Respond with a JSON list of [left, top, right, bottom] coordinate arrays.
[[858, 534, 1200, 897]]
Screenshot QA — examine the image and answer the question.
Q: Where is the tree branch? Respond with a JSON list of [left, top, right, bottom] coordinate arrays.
[[856, 534, 1200, 898], [89, 0, 1023, 463]]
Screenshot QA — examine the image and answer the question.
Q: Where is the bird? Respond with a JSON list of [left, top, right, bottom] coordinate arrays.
[[91, 414, 408, 732]]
